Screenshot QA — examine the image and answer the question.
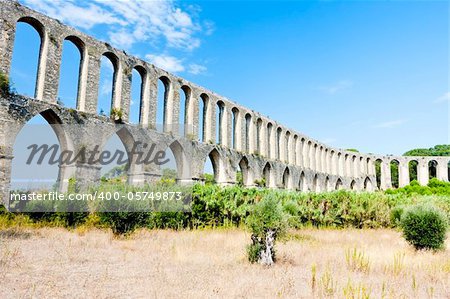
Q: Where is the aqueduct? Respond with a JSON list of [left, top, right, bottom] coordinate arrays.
[[0, 1, 449, 204]]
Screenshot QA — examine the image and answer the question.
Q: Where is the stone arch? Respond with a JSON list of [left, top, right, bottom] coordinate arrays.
[[98, 52, 120, 116], [390, 159, 400, 188], [256, 118, 263, 155], [374, 159, 382, 189], [293, 135, 299, 166], [285, 131, 291, 164], [11, 17, 46, 99], [205, 148, 222, 183], [10, 108, 74, 192], [181, 85, 193, 136], [168, 140, 189, 181], [282, 167, 291, 189], [408, 159, 418, 182], [198, 93, 209, 142], [245, 113, 252, 153], [325, 176, 331, 192], [216, 100, 225, 144], [58, 35, 86, 109], [231, 107, 240, 150], [238, 156, 252, 187], [298, 171, 307, 191], [364, 177, 373, 191], [276, 127, 282, 160], [428, 160, 437, 180], [129, 65, 146, 124], [350, 180, 356, 190], [262, 162, 273, 188], [157, 75, 171, 132], [335, 178, 343, 190], [312, 174, 320, 192], [267, 123, 274, 159]]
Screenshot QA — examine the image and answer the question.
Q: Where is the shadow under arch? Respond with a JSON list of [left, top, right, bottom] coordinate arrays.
[[167, 140, 190, 181], [205, 148, 222, 183], [11, 108, 75, 192], [364, 177, 373, 191], [262, 162, 272, 188], [298, 171, 307, 192], [335, 178, 343, 190], [238, 156, 251, 187]]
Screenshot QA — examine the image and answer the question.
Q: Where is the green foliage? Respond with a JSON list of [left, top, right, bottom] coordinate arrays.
[[403, 144, 450, 157], [97, 211, 150, 235], [400, 205, 447, 250], [110, 107, 123, 122], [386, 178, 450, 197], [245, 194, 288, 239], [0, 71, 12, 97], [247, 242, 263, 263], [346, 149, 359, 153]]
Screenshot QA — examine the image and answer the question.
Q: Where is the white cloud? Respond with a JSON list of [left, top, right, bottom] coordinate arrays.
[[145, 54, 185, 73], [320, 80, 353, 95], [373, 119, 407, 129], [21, 0, 208, 51], [434, 92, 450, 103], [188, 63, 207, 75], [100, 79, 112, 96]]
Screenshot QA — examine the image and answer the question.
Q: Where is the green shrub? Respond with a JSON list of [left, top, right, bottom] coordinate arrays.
[[98, 211, 150, 235], [401, 205, 447, 250], [390, 205, 405, 227]]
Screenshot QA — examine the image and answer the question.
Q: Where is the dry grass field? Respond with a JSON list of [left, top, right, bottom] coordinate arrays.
[[0, 228, 448, 298]]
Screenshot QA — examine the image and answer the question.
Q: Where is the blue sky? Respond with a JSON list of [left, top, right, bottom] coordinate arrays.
[[10, 0, 449, 157]]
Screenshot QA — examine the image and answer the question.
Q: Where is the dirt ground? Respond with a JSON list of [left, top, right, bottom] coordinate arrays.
[[0, 228, 448, 298]]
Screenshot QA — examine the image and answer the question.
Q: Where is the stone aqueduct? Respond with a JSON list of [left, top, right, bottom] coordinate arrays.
[[0, 1, 449, 204]]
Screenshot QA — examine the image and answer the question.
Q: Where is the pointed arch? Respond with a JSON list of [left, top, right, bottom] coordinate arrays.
[[364, 177, 373, 191], [263, 162, 272, 188], [335, 178, 343, 190], [282, 167, 291, 189], [350, 180, 356, 190], [129, 65, 146, 124], [238, 156, 252, 187], [206, 148, 222, 183], [180, 85, 193, 136], [298, 171, 307, 192]]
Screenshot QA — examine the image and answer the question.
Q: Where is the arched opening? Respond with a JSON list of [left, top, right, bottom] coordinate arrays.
[[298, 171, 307, 192], [198, 94, 208, 142], [375, 159, 382, 189], [256, 118, 262, 155], [180, 85, 191, 136], [97, 53, 118, 117], [267, 123, 273, 158], [157, 76, 170, 132], [238, 157, 251, 186], [428, 160, 437, 180], [11, 110, 71, 191], [448, 161, 450, 182], [263, 162, 272, 188], [285, 132, 291, 164], [276, 127, 282, 160], [350, 180, 356, 190], [10, 19, 44, 97], [282, 167, 290, 189], [58, 37, 84, 108], [203, 149, 221, 184], [390, 160, 399, 188], [312, 175, 320, 192], [231, 108, 239, 150], [245, 113, 252, 153], [293, 135, 299, 165], [335, 178, 343, 190], [216, 101, 225, 144], [100, 133, 130, 183], [325, 176, 330, 192], [408, 160, 418, 182], [163, 140, 188, 182], [129, 66, 145, 124], [364, 177, 373, 191]]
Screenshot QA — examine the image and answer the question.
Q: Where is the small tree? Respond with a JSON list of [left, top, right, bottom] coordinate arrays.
[[246, 194, 287, 266], [401, 205, 447, 250]]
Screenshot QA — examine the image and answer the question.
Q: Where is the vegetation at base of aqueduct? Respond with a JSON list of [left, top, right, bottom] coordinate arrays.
[[1, 178, 449, 236]]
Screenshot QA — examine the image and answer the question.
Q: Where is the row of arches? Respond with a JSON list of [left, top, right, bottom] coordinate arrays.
[[374, 158, 450, 189], [6, 16, 373, 181]]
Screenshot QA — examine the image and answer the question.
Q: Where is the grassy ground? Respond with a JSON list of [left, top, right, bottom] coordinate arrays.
[[0, 228, 448, 298]]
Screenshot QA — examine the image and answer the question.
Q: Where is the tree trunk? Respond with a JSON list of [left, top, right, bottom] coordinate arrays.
[[259, 229, 275, 266]]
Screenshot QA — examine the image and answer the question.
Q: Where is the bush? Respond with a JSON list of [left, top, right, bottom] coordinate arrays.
[[390, 205, 405, 227], [401, 205, 447, 250]]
